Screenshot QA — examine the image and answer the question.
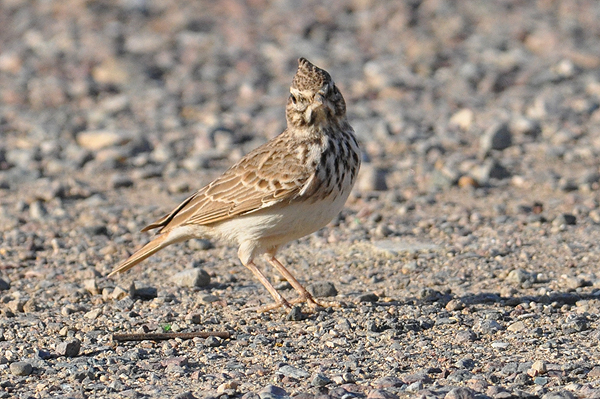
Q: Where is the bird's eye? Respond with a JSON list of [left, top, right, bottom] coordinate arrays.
[[290, 94, 297, 104]]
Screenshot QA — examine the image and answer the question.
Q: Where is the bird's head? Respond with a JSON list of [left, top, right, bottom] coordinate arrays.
[[286, 58, 347, 129]]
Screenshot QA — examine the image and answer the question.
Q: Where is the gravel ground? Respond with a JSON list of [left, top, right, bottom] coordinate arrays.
[[2, 1, 600, 398]]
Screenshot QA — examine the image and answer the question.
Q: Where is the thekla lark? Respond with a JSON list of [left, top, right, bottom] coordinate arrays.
[[109, 58, 361, 310]]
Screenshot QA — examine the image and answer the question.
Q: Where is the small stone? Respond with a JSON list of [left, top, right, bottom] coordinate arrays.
[[111, 286, 128, 300], [0, 278, 9, 291], [56, 339, 81, 357], [455, 358, 475, 370], [458, 175, 479, 188], [92, 58, 129, 85], [481, 122, 512, 155], [476, 320, 503, 334], [445, 387, 475, 399], [357, 164, 388, 191], [449, 108, 474, 131], [258, 384, 289, 399], [507, 321, 527, 332], [77, 130, 128, 150], [129, 282, 157, 300], [29, 201, 47, 220], [217, 380, 239, 393], [170, 268, 211, 288], [161, 356, 188, 367], [455, 330, 477, 343], [7, 300, 24, 313], [83, 279, 99, 295], [507, 269, 536, 285], [473, 159, 511, 182], [374, 376, 404, 388], [534, 376, 548, 385], [205, 336, 221, 347], [511, 117, 541, 137], [358, 293, 379, 303], [552, 214, 576, 226], [200, 294, 220, 304], [445, 299, 465, 311], [311, 373, 332, 387], [447, 369, 473, 382], [111, 174, 134, 189], [563, 276, 585, 289], [185, 313, 202, 324], [10, 361, 32, 376], [278, 364, 309, 379], [85, 308, 102, 320], [588, 366, 600, 378], [0, 51, 22, 73], [286, 306, 305, 321], [491, 341, 509, 349], [307, 281, 338, 298], [367, 389, 398, 399], [406, 381, 423, 392], [342, 372, 356, 383], [23, 298, 37, 313]]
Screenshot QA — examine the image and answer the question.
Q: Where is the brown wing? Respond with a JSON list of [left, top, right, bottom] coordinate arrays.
[[143, 133, 315, 233]]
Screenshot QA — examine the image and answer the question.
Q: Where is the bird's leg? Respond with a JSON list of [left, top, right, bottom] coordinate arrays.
[[265, 255, 323, 309], [242, 260, 291, 311]]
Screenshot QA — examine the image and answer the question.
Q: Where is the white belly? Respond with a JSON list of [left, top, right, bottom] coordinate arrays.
[[211, 187, 352, 263]]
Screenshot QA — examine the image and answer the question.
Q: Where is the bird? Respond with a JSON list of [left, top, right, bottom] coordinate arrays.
[[108, 58, 361, 311]]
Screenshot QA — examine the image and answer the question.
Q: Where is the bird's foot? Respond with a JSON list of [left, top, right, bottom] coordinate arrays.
[[289, 294, 341, 311], [251, 298, 293, 313]]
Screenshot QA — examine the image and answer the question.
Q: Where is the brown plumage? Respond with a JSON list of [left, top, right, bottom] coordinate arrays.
[[109, 58, 361, 311]]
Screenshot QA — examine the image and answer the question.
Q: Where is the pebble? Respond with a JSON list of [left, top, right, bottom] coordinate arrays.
[[455, 330, 477, 343], [286, 306, 304, 321], [507, 321, 527, 332], [170, 268, 211, 288], [445, 387, 475, 399], [307, 281, 338, 298], [406, 381, 423, 392], [357, 164, 388, 191], [205, 336, 221, 347], [56, 339, 81, 357], [129, 282, 158, 300], [506, 269, 537, 285], [367, 389, 398, 399], [10, 361, 33, 376], [357, 293, 379, 303], [110, 174, 134, 189], [277, 364, 309, 379], [480, 122, 512, 155], [449, 109, 474, 131], [77, 130, 128, 150], [374, 376, 404, 388], [445, 299, 465, 311], [259, 385, 289, 399], [552, 214, 576, 226], [83, 279, 99, 295], [200, 294, 220, 304], [311, 373, 332, 387], [29, 200, 47, 220], [0, 278, 10, 291]]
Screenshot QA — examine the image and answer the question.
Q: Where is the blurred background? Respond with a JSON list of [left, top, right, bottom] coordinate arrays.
[[1, 0, 599, 198]]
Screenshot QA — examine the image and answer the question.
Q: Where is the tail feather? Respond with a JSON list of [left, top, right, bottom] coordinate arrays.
[[108, 234, 170, 277]]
